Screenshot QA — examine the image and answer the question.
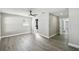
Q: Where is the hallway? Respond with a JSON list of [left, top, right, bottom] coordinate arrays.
[[0, 33, 79, 51]]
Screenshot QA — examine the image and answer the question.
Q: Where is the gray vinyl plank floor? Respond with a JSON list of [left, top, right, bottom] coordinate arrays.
[[0, 33, 79, 51]]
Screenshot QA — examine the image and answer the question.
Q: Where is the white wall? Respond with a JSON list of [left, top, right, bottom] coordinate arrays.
[[0, 13, 1, 38], [37, 12, 49, 37], [68, 8, 79, 48], [49, 14, 59, 37], [1, 13, 32, 37]]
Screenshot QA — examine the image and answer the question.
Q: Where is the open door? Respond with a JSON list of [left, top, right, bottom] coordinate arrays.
[[62, 19, 69, 44]]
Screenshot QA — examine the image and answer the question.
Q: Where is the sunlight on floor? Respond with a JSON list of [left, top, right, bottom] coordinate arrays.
[[35, 33, 41, 39]]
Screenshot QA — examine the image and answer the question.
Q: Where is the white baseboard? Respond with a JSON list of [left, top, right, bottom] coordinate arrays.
[[49, 34, 57, 38], [39, 33, 58, 39], [1, 32, 31, 38], [68, 43, 79, 49], [39, 33, 49, 38]]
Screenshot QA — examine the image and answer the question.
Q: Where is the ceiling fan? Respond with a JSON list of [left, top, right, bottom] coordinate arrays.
[[27, 8, 38, 17], [29, 10, 38, 16]]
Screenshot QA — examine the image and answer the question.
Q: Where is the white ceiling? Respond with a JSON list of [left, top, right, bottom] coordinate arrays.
[[0, 8, 29, 17], [32, 8, 69, 18], [0, 8, 69, 18]]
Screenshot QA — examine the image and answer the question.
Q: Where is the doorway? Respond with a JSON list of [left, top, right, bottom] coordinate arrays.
[[62, 18, 70, 44]]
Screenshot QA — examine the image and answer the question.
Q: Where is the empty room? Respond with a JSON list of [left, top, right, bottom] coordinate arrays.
[[0, 8, 79, 51]]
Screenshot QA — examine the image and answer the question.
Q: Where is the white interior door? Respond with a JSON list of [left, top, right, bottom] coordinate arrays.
[[63, 19, 69, 34], [63, 19, 69, 41]]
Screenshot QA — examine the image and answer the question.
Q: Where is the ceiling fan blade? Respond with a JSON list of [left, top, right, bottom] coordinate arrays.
[[32, 14, 38, 16]]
